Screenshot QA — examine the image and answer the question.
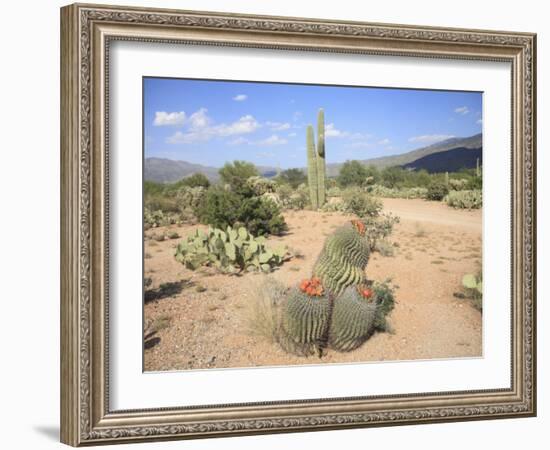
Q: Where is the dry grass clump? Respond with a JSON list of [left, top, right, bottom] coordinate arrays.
[[244, 278, 288, 343]]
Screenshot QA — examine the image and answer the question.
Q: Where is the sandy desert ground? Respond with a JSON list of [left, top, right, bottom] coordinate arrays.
[[143, 198, 482, 372]]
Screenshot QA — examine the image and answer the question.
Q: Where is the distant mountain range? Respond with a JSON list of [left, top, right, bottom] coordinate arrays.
[[145, 133, 482, 183]]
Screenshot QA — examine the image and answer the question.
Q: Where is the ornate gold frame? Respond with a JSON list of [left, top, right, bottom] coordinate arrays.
[[60, 3, 536, 446]]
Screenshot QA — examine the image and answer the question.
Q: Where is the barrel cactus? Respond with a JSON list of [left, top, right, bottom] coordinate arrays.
[[312, 221, 370, 295], [329, 285, 378, 352], [279, 278, 331, 356]]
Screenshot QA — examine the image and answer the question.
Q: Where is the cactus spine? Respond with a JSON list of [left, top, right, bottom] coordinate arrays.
[[306, 125, 319, 209], [317, 109, 326, 207]]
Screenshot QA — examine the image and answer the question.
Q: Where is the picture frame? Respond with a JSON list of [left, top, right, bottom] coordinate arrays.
[[60, 2, 536, 446]]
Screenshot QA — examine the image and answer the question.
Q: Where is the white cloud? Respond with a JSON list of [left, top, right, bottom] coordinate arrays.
[[217, 115, 260, 136], [408, 134, 455, 144], [288, 132, 297, 137], [188, 108, 210, 129], [153, 111, 186, 126], [257, 151, 276, 158], [454, 106, 470, 115], [266, 121, 291, 131], [228, 137, 249, 146], [377, 138, 391, 145], [293, 111, 302, 122], [166, 109, 260, 144], [477, 118, 483, 125], [255, 135, 288, 146], [325, 123, 349, 138], [349, 141, 372, 149], [233, 94, 248, 101]]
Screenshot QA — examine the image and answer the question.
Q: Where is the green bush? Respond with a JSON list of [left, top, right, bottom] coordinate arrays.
[[337, 160, 369, 187], [366, 184, 428, 199], [276, 168, 307, 188], [426, 182, 449, 201], [275, 183, 309, 210], [246, 176, 276, 196], [342, 191, 382, 218], [144, 208, 181, 229], [362, 213, 400, 252], [237, 197, 288, 236], [445, 190, 482, 209], [219, 160, 259, 193], [194, 188, 288, 236], [178, 173, 210, 188]]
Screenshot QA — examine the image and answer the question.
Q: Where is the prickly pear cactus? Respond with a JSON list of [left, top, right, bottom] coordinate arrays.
[[329, 286, 378, 352], [312, 221, 370, 295], [279, 278, 330, 356]]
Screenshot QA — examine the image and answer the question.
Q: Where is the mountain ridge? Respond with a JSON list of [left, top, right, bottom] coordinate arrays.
[[145, 133, 482, 183]]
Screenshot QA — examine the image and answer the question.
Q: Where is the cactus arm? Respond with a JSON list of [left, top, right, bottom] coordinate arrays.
[[306, 125, 319, 209], [316, 109, 326, 207]]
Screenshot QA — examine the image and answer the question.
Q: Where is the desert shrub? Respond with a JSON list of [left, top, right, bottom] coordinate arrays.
[[374, 239, 395, 257], [362, 213, 400, 252], [175, 226, 291, 274], [194, 188, 287, 236], [246, 176, 276, 195], [342, 191, 382, 218], [462, 272, 483, 311], [326, 186, 342, 197], [337, 160, 369, 187], [321, 197, 347, 213], [179, 173, 210, 188], [274, 183, 293, 205], [426, 182, 449, 201], [466, 175, 483, 190], [276, 168, 307, 188], [371, 279, 397, 331], [445, 190, 482, 209], [237, 197, 288, 236], [380, 166, 406, 188], [144, 208, 181, 229], [194, 188, 240, 229], [219, 160, 259, 193], [366, 184, 428, 199], [276, 183, 309, 210], [449, 178, 469, 191]]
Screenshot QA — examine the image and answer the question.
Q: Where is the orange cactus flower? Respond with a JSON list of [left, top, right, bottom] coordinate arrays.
[[358, 286, 374, 299], [351, 219, 366, 236], [300, 277, 325, 297]]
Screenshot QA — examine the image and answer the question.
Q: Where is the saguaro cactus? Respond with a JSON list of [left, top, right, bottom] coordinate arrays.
[[476, 157, 480, 177], [317, 109, 326, 207], [306, 125, 319, 209]]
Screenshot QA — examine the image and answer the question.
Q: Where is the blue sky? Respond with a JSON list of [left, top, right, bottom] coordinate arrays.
[[144, 77, 482, 169]]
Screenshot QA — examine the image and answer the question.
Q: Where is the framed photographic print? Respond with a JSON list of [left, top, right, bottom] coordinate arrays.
[[60, 3, 537, 446]]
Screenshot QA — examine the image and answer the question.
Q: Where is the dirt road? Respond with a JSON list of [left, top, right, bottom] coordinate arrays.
[[144, 198, 482, 371]]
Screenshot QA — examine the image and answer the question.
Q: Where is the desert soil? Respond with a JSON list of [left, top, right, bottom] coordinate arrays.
[[143, 198, 482, 371]]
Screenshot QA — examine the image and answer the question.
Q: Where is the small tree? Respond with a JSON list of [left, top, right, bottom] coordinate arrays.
[[380, 166, 406, 188], [219, 160, 259, 193], [277, 168, 307, 189], [337, 160, 368, 187], [179, 173, 210, 188]]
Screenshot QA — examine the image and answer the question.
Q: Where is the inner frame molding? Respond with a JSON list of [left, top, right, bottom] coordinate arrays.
[[60, 3, 536, 446]]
